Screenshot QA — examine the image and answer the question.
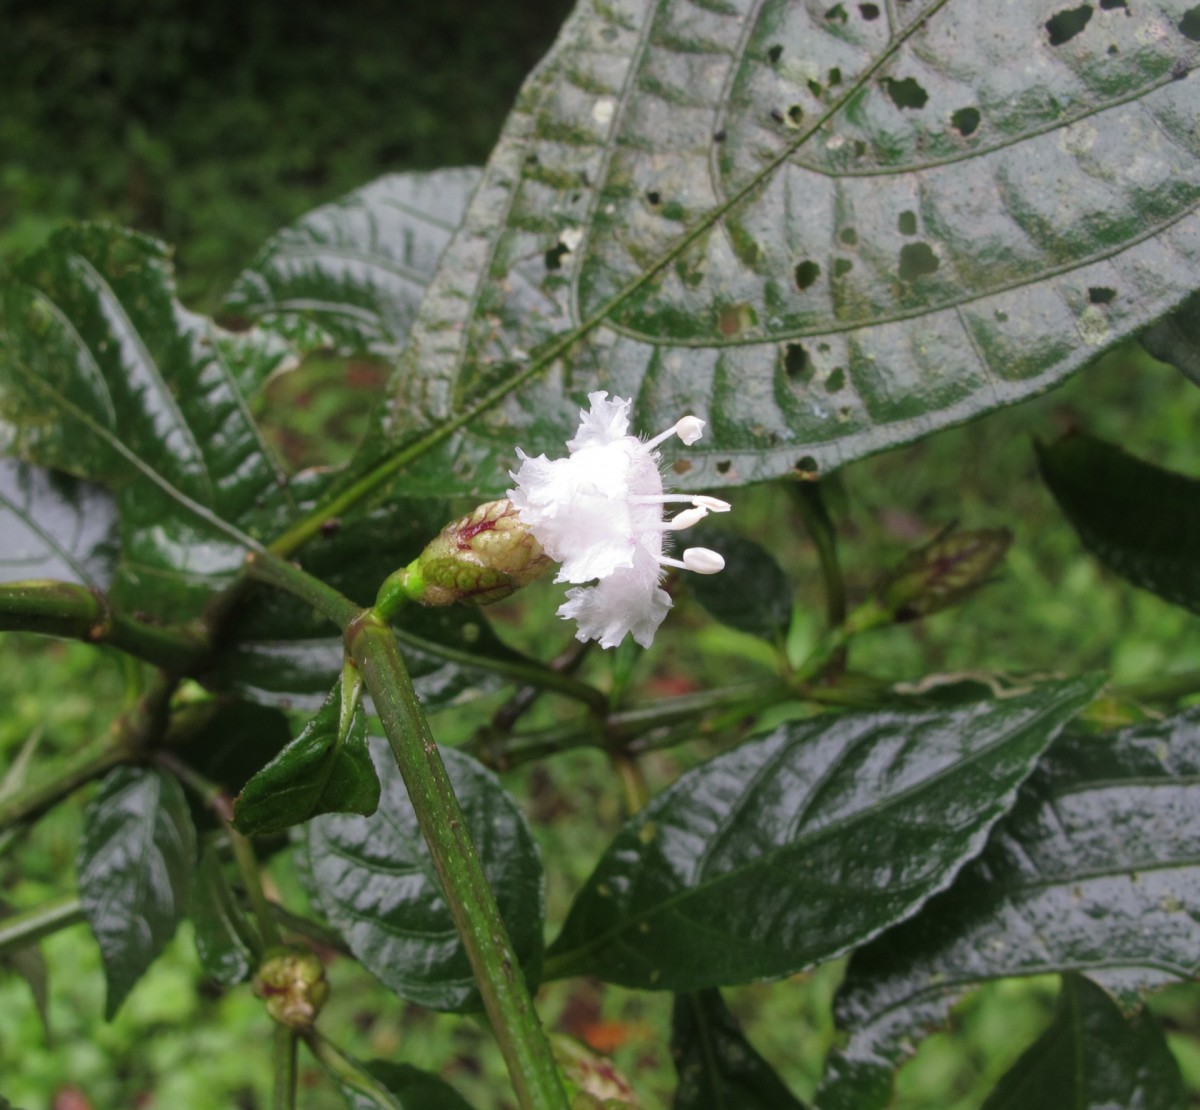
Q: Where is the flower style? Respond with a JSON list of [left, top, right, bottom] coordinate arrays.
[[508, 392, 729, 649]]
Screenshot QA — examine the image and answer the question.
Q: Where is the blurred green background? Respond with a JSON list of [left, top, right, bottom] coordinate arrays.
[[3, 0, 1200, 1106]]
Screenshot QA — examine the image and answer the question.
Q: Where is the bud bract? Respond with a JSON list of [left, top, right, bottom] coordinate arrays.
[[252, 947, 329, 1030], [377, 500, 553, 615], [878, 527, 1012, 621]]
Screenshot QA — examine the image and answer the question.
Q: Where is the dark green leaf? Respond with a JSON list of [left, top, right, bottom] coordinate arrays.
[[218, 500, 553, 710], [672, 990, 806, 1109], [233, 676, 379, 835], [1037, 432, 1200, 613], [191, 845, 255, 986], [818, 709, 1200, 1110], [0, 459, 117, 586], [547, 678, 1099, 990], [1, 224, 297, 621], [685, 527, 791, 642], [352, 2, 1200, 499], [339, 1060, 476, 1110], [1142, 290, 1200, 388], [306, 744, 544, 1012], [979, 974, 1185, 1110], [172, 700, 293, 812], [226, 168, 481, 357], [77, 766, 197, 1017]]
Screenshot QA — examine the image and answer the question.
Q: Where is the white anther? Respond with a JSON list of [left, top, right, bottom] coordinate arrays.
[[682, 547, 725, 574]]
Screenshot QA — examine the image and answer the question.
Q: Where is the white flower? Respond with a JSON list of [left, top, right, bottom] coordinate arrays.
[[508, 392, 729, 649]]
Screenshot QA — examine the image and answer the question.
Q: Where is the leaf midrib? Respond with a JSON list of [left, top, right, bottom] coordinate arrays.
[[551, 688, 1085, 973]]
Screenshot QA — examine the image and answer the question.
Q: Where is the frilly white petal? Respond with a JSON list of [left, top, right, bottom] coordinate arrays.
[[557, 559, 672, 650], [509, 392, 727, 649]]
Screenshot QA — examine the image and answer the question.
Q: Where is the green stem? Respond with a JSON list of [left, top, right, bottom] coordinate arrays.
[[467, 679, 789, 770], [274, 1026, 298, 1110], [0, 894, 85, 956], [264, 904, 351, 958], [0, 672, 176, 832], [302, 1029, 402, 1110], [244, 550, 362, 628], [0, 580, 208, 672], [159, 750, 282, 951], [794, 599, 891, 685], [392, 625, 606, 713], [229, 827, 283, 951], [346, 610, 569, 1110], [790, 481, 846, 629]]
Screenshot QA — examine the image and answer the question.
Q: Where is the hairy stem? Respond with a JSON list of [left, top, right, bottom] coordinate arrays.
[[273, 1026, 298, 1110], [0, 580, 208, 672], [244, 550, 361, 628], [346, 609, 568, 1110]]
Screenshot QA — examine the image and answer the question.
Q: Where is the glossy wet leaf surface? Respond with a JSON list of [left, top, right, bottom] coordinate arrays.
[[0, 224, 296, 621], [306, 744, 544, 1012], [818, 709, 1200, 1110], [226, 168, 482, 357], [190, 844, 255, 987], [1038, 431, 1200, 614], [76, 766, 197, 1017], [672, 989, 806, 1109], [350, 0, 1200, 498], [547, 678, 1098, 990], [233, 678, 379, 835], [0, 459, 117, 587]]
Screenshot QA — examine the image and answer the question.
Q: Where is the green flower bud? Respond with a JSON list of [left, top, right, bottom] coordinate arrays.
[[877, 526, 1012, 621], [252, 947, 329, 1030], [377, 500, 552, 615]]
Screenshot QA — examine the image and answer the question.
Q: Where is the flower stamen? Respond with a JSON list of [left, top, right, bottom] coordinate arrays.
[[659, 547, 726, 574], [508, 392, 730, 648]]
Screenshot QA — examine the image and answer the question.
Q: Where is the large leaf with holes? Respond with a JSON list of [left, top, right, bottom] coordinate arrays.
[[0, 224, 297, 621], [545, 678, 1098, 990], [306, 743, 544, 1012], [817, 710, 1200, 1110], [980, 974, 1186, 1110], [348, 0, 1200, 499], [226, 168, 482, 357], [1038, 431, 1200, 613], [77, 766, 197, 1018]]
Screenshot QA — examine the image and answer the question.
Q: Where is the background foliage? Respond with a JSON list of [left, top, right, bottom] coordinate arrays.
[[3, 0, 1200, 1107]]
